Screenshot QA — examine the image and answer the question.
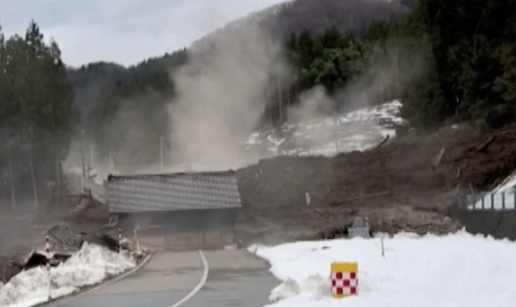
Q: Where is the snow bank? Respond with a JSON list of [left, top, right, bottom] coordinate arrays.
[[250, 231, 516, 307], [0, 243, 137, 307]]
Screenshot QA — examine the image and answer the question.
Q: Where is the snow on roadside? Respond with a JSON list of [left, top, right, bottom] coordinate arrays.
[[249, 231, 516, 307], [0, 243, 137, 307]]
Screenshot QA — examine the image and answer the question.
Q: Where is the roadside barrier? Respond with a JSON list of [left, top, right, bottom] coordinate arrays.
[[330, 262, 358, 298]]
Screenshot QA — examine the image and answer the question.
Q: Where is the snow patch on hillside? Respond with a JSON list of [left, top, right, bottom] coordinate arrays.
[[245, 100, 403, 157]]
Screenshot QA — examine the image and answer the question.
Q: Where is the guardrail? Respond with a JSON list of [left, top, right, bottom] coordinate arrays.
[[450, 187, 516, 211], [450, 187, 516, 240]]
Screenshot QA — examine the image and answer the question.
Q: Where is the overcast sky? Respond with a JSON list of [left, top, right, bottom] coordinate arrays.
[[0, 0, 286, 67]]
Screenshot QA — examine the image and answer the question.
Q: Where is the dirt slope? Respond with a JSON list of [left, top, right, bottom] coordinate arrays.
[[236, 124, 516, 241], [9, 124, 513, 250]]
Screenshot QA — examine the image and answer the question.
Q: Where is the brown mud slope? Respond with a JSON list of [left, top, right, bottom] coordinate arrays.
[[236, 125, 516, 240]]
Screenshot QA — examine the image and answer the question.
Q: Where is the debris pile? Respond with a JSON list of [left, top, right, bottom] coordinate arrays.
[[0, 223, 146, 284], [236, 124, 516, 241]]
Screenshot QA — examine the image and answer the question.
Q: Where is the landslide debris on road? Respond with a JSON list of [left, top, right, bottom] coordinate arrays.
[[10, 123, 514, 247], [236, 124, 516, 240]]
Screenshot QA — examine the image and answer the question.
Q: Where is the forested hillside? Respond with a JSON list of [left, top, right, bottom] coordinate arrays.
[[0, 22, 72, 211], [66, 0, 413, 169], [68, 50, 188, 164], [1, 0, 516, 212]]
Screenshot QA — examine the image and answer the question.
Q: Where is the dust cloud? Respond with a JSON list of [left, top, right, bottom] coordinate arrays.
[[341, 38, 430, 113], [288, 85, 335, 124], [166, 26, 290, 171], [290, 37, 430, 119], [284, 37, 430, 152], [62, 33, 430, 175]]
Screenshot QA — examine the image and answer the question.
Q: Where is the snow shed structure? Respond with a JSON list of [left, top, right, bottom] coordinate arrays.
[[105, 170, 242, 250]]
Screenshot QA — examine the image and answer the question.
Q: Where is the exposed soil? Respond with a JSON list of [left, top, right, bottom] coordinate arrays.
[[2, 124, 516, 284], [4, 124, 515, 257], [236, 124, 516, 241]]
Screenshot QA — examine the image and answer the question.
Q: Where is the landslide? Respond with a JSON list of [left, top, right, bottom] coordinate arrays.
[[236, 124, 516, 241]]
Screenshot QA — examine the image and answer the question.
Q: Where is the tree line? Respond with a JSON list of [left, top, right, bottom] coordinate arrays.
[[0, 22, 72, 213], [284, 0, 516, 128], [1, 0, 515, 211]]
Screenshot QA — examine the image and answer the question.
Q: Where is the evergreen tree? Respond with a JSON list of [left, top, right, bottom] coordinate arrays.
[[0, 21, 74, 211]]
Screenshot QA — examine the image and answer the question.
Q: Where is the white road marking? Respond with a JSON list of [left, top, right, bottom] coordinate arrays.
[[170, 250, 209, 307]]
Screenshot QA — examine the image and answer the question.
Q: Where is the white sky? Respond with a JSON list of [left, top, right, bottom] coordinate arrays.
[[0, 0, 286, 67]]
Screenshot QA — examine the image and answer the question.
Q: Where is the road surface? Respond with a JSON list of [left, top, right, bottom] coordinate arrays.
[[47, 249, 277, 307]]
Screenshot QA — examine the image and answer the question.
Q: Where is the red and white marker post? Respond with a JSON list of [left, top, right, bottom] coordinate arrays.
[[134, 225, 140, 253], [45, 235, 51, 300], [118, 228, 122, 253]]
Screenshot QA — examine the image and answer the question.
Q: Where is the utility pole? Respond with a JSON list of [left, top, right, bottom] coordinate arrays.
[[80, 129, 86, 193], [4, 127, 16, 212], [265, 86, 273, 125], [7, 145, 16, 212], [277, 76, 283, 123], [29, 148, 39, 210], [109, 151, 114, 170], [90, 145, 94, 169], [159, 134, 164, 168]]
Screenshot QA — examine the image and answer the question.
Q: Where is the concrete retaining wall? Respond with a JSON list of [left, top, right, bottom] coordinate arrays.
[[117, 209, 238, 234], [163, 230, 235, 250], [494, 212, 516, 240], [136, 230, 235, 251], [452, 210, 516, 240], [116, 209, 238, 251]]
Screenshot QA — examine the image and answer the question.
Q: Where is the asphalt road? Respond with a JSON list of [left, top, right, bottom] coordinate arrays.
[[47, 249, 277, 307]]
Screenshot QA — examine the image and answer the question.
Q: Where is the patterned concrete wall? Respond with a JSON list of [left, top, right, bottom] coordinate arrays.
[[106, 171, 241, 213], [117, 209, 238, 250]]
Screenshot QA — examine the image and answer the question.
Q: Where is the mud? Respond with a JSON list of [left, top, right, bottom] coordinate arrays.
[[17, 125, 516, 246], [236, 124, 516, 239]]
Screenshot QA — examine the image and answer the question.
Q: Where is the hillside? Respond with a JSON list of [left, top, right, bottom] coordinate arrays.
[[2, 0, 516, 251], [58, 104, 516, 244], [190, 0, 409, 49], [243, 100, 403, 157], [236, 123, 516, 241], [63, 0, 516, 243], [68, 0, 413, 147]]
